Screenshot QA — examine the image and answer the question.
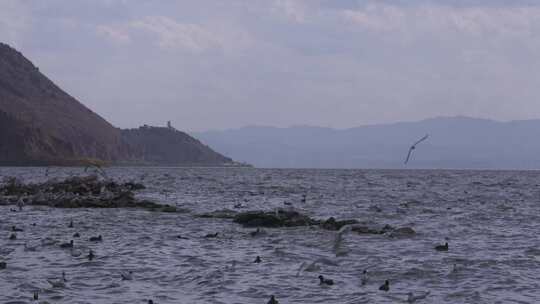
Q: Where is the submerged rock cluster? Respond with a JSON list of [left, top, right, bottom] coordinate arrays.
[[231, 210, 415, 236], [233, 209, 318, 228], [0, 175, 177, 212], [0, 174, 415, 235]]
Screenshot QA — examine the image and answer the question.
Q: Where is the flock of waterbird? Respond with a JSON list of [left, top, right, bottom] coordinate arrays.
[[4, 194, 450, 304], [268, 134, 434, 304], [270, 219, 446, 304], [3, 218, 115, 303], [4, 135, 434, 303]]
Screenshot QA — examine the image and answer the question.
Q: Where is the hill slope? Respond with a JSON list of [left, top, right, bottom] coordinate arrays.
[[194, 117, 540, 169], [0, 42, 232, 166], [121, 126, 232, 166], [0, 43, 129, 164]]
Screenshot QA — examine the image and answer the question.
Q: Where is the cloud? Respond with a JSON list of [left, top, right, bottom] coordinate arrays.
[[96, 25, 131, 45], [272, 0, 309, 23], [5, 1, 540, 131], [342, 3, 540, 38], [0, 0, 30, 47], [96, 15, 253, 53], [129, 16, 223, 52]]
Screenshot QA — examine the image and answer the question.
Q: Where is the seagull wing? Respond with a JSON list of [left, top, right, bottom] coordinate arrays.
[[404, 147, 414, 164], [405, 134, 429, 164], [413, 134, 429, 146]]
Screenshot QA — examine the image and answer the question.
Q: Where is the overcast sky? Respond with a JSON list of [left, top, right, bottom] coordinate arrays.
[[1, 0, 540, 131]]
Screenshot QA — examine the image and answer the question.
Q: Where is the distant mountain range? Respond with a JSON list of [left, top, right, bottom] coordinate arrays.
[[194, 117, 540, 169], [0, 42, 232, 166], [4, 41, 536, 169]]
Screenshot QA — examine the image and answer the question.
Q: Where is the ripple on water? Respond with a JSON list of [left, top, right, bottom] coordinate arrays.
[[1, 168, 540, 303]]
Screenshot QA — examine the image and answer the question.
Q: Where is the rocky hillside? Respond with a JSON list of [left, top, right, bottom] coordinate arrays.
[[0, 43, 131, 165], [0, 42, 232, 166], [121, 126, 232, 166]]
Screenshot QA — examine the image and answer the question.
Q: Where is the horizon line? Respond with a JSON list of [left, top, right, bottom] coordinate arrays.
[[188, 115, 540, 133]]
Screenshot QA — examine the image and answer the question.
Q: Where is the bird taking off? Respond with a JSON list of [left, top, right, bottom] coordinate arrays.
[[404, 134, 429, 164]]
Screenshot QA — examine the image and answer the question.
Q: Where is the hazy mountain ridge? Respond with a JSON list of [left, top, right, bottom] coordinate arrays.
[[194, 117, 540, 169], [0, 42, 232, 166]]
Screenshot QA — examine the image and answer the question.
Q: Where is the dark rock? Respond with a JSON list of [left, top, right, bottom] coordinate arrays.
[[113, 191, 135, 206], [123, 182, 145, 191], [197, 209, 238, 219], [1, 177, 28, 196], [350, 224, 399, 235], [351, 226, 384, 235], [381, 224, 395, 233], [0, 176, 178, 212], [233, 209, 317, 228], [232, 209, 364, 230], [160, 205, 178, 213]]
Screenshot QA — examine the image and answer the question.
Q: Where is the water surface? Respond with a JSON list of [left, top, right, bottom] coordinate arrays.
[[1, 167, 539, 303]]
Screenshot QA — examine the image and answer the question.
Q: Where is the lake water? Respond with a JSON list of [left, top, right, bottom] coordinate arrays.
[[1, 167, 540, 303]]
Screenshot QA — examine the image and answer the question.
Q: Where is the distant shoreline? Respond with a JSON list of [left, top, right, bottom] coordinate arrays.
[[2, 166, 540, 172]]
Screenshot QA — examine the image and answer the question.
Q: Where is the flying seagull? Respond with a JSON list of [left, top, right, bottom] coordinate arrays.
[[404, 134, 429, 164]]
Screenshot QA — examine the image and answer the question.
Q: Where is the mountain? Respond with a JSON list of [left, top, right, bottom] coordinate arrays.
[[0, 42, 232, 166], [0, 43, 130, 165], [193, 117, 540, 169], [121, 126, 232, 166]]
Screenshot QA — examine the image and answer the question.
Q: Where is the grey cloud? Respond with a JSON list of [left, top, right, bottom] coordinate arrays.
[[1, 0, 540, 131]]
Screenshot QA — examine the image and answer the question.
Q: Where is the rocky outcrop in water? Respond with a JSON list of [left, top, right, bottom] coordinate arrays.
[[233, 209, 318, 228], [351, 224, 394, 235], [320, 217, 359, 231], [197, 209, 239, 219], [231, 209, 413, 236], [233, 210, 361, 230], [0, 175, 177, 212]]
